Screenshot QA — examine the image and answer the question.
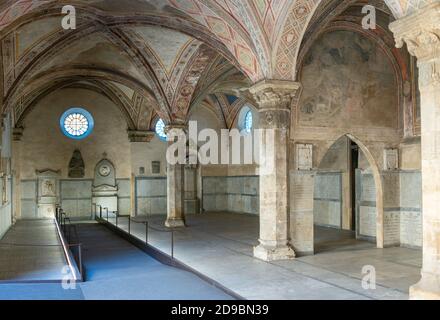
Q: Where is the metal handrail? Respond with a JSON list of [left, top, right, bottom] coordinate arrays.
[[104, 207, 109, 221], [94, 206, 176, 259], [54, 206, 84, 281], [92, 203, 103, 219], [129, 217, 175, 258]]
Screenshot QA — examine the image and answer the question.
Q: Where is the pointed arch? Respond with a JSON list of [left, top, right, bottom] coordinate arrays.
[[315, 133, 385, 249]]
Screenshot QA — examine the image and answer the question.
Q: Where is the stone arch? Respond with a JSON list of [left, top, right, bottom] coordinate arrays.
[[272, 0, 411, 81], [14, 79, 138, 131], [0, 1, 262, 82], [346, 133, 384, 248], [313, 133, 385, 249], [232, 102, 258, 132], [187, 100, 226, 129], [6, 67, 169, 125]]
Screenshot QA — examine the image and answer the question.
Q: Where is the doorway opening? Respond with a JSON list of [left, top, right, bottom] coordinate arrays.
[[350, 141, 359, 232], [313, 135, 378, 253]]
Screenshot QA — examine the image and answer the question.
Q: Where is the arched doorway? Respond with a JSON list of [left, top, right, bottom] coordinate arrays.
[[313, 135, 384, 253]]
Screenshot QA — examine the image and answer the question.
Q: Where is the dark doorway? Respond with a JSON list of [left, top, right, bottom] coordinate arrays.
[[350, 141, 359, 232]]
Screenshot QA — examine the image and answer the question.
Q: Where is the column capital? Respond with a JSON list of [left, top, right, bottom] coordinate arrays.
[[127, 130, 155, 143], [389, 3, 440, 62], [164, 123, 188, 140], [249, 80, 301, 111], [164, 123, 187, 132]]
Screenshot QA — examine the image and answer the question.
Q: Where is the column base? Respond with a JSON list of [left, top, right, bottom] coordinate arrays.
[[165, 218, 186, 228], [253, 243, 295, 261], [410, 273, 440, 300]]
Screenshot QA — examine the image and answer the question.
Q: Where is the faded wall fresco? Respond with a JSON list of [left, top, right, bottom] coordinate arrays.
[[299, 31, 398, 129]]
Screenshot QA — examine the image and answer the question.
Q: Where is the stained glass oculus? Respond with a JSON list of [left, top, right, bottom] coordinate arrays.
[[60, 108, 94, 140]]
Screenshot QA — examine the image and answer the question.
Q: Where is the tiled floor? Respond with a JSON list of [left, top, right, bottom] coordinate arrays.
[[0, 219, 69, 282], [111, 212, 422, 300]]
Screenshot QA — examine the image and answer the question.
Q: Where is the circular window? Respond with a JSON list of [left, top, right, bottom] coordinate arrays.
[[60, 108, 94, 140], [155, 118, 167, 141]]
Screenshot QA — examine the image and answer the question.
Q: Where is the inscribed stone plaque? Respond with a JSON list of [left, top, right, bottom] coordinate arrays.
[[296, 144, 313, 170], [384, 148, 399, 170]]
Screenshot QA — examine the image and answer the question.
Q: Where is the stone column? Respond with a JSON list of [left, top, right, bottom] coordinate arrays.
[[184, 164, 200, 214], [128, 130, 155, 217], [390, 3, 440, 299], [165, 124, 186, 228], [11, 127, 23, 222], [249, 80, 300, 261]]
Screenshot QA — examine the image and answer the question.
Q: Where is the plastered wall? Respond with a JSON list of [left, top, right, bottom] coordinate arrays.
[[19, 88, 131, 179]]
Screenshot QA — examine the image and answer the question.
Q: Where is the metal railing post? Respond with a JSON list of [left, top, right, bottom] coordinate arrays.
[[99, 206, 102, 220], [171, 229, 174, 259], [78, 244, 83, 279], [145, 221, 148, 244], [128, 216, 131, 234], [116, 213, 118, 227]]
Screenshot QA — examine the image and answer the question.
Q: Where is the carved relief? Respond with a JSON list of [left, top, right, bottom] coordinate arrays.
[[36, 169, 60, 219], [41, 179, 56, 197], [93, 154, 117, 189], [390, 3, 440, 63], [68, 149, 85, 178]]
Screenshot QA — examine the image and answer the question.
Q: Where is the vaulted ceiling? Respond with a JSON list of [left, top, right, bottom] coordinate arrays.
[[0, 0, 432, 129]]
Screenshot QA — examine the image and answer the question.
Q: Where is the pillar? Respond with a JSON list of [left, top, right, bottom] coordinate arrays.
[[390, 3, 440, 299], [249, 80, 300, 261], [184, 165, 200, 214], [128, 130, 155, 217], [165, 124, 186, 228], [11, 127, 23, 222]]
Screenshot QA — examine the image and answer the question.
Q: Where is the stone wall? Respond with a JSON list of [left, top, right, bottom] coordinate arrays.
[[358, 171, 377, 239], [15, 87, 170, 219], [363, 169, 422, 248], [117, 179, 131, 216], [18, 88, 132, 179], [0, 177, 12, 239], [135, 177, 167, 216], [399, 170, 422, 248], [313, 172, 342, 228], [202, 176, 259, 215]]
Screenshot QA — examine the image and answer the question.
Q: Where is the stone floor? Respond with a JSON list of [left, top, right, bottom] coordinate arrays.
[[0, 219, 69, 282], [110, 212, 422, 300], [0, 223, 233, 300]]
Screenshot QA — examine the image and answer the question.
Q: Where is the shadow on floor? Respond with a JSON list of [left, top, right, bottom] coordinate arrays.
[[314, 226, 374, 253]]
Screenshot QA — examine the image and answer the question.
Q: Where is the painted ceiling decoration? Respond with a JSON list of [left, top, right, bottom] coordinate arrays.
[[0, 0, 432, 128]]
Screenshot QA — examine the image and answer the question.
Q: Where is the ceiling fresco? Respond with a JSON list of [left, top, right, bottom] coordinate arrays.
[[0, 0, 431, 129]]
